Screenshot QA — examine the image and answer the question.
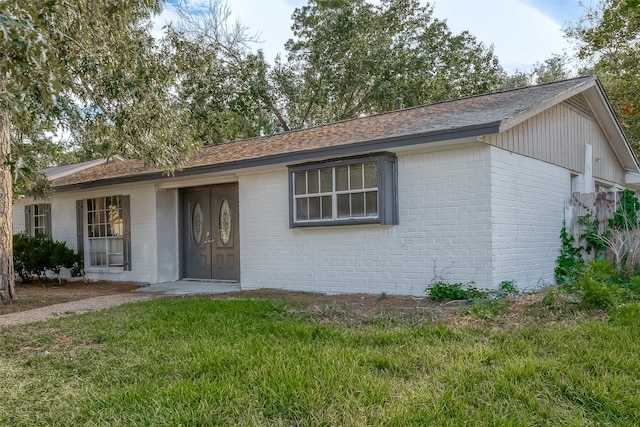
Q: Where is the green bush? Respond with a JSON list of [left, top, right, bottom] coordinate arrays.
[[554, 221, 583, 284], [564, 259, 639, 310], [498, 280, 518, 294], [609, 189, 640, 230], [13, 233, 82, 282], [427, 282, 485, 302], [575, 277, 622, 310]]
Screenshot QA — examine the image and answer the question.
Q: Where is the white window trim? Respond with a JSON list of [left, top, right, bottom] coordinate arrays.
[[85, 195, 125, 268]]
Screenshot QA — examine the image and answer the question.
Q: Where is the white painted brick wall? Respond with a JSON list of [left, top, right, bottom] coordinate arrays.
[[155, 189, 180, 282], [489, 146, 571, 290], [239, 145, 494, 296], [13, 186, 160, 283], [12, 201, 26, 233], [10, 143, 574, 293]]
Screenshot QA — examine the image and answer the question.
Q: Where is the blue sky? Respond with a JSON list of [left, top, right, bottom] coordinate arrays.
[[155, 0, 590, 73], [523, 0, 588, 23]]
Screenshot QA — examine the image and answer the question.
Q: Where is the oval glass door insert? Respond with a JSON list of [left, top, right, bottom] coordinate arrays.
[[219, 198, 232, 245], [192, 202, 203, 245]]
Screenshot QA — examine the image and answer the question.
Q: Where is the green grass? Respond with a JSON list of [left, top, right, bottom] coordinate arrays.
[[1, 298, 640, 426]]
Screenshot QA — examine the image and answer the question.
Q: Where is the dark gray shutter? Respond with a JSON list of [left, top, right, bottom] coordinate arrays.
[[122, 195, 132, 271], [44, 204, 52, 237], [76, 200, 84, 263], [24, 205, 33, 236]]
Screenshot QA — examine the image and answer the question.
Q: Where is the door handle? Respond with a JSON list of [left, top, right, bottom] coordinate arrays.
[[203, 231, 215, 244]]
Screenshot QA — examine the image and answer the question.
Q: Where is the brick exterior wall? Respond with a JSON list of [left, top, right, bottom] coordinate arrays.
[[10, 143, 579, 294], [14, 186, 160, 283], [239, 145, 494, 296], [489, 146, 571, 290]]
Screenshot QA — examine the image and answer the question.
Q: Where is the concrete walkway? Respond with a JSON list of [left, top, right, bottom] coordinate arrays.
[[1, 280, 241, 326], [133, 280, 241, 296], [0, 293, 157, 326]]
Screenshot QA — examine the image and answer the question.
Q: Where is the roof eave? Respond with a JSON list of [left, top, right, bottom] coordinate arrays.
[[52, 122, 502, 192]]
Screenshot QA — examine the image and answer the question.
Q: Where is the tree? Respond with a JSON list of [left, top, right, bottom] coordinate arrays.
[[264, 0, 506, 131], [171, 0, 507, 134], [1, 0, 201, 303], [500, 54, 575, 90], [566, 0, 640, 147], [165, 0, 278, 144]]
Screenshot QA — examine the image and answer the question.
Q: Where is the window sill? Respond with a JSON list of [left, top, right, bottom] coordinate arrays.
[[292, 218, 384, 228], [85, 267, 124, 274]]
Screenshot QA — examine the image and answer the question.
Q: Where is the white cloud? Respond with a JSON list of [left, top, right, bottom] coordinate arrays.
[[430, 0, 574, 72]]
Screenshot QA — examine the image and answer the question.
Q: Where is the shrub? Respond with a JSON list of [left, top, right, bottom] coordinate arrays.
[[577, 213, 608, 258], [609, 189, 640, 231], [576, 277, 623, 310], [498, 280, 518, 294], [554, 221, 583, 284], [564, 259, 635, 310], [12, 233, 82, 282], [427, 282, 485, 302]]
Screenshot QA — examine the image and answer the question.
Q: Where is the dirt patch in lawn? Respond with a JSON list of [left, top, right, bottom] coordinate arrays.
[[1, 280, 144, 316], [209, 289, 549, 327], [2, 281, 564, 328]]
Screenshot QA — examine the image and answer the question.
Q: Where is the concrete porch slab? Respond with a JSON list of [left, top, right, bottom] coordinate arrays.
[[133, 280, 241, 296]]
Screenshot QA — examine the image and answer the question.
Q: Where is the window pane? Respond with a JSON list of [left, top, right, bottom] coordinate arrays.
[[337, 194, 350, 218], [336, 166, 348, 191], [296, 198, 308, 220], [109, 238, 123, 253], [109, 238, 124, 267], [365, 191, 378, 216], [320, 168, 332, 193], [351, 192, 365, 217], [308, 197, 321, 220], [364, 162, 377, 188], [294, 172, 306, 195], [107, 196, 119, 209], [308, 170, 319, 194], [321, 196, 332, 219], [350, 164, 363, 190], [90, 239, 106, 266]]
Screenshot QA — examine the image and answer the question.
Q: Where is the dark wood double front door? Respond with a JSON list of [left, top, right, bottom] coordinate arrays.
[[181, 184, 239, 281]]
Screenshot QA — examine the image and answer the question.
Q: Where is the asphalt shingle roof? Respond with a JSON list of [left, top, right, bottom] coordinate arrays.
[[52, 76, 596, 189]]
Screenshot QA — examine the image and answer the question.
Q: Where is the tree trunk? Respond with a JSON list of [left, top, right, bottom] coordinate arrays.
[[0, 108, 15, 303]]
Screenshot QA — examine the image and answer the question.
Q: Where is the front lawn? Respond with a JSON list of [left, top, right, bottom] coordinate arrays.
[[1, 297, 639, 426]]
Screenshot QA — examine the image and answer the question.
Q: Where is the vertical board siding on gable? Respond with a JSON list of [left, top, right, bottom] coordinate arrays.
[[238, 145, 494, 296], [489, 146, 571, 288], [485, 99, 625, 185]]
